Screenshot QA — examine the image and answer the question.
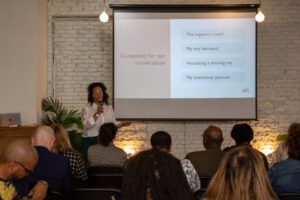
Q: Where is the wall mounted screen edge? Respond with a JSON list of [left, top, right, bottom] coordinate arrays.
[[112, 4, 258, 120]]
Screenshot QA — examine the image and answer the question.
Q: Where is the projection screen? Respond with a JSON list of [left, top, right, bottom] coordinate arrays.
[[111, 4, 258, 120]]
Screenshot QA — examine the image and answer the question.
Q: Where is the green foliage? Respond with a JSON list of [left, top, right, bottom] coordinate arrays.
[[41, 97, 83, 130], [276, 134, 288, 142]]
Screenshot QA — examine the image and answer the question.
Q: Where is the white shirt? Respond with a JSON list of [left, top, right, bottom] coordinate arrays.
[[181, 159, 201, 192], [81, 102, 116, 137]]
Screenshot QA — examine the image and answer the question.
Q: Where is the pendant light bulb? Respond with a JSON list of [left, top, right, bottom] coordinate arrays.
[[255, 8, 265, 22], [99, 10, 109, 23]]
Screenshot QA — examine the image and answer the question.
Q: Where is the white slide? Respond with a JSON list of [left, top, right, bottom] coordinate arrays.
[[114, 11, 256, 119], [170, 19, 255, 98]]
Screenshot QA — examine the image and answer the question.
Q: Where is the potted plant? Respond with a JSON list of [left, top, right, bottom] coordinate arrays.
[[41, 97, 83, 151]]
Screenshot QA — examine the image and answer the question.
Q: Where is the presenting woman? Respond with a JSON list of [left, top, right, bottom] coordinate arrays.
[[81, 82, 116, 158]]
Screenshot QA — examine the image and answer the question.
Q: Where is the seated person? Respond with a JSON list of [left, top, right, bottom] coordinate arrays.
[[19, 126, 72, 196], [52, 124, 88, 186], [224, 123, 269, 169], [269, 141, 288, 166], [150, 131, 200, 193], [0, 140, 38, 200], [122, 149, 195, 200], [202, 146, 278, 200], [185, 125, 225, 178], [88, 123, 127, 167], [269, 123, 300, 195]]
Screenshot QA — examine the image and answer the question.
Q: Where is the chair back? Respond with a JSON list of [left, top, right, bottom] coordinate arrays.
[[280, 193, 300, 200], [71, 188, 121, 200], [72, 177, 88, 189], [88, 173, 123, 189], [88, 166, 124, 174]]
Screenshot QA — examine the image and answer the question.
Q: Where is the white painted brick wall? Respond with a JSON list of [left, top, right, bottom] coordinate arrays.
[[48, 0, 300, 159], [53, 17, 113, 101]]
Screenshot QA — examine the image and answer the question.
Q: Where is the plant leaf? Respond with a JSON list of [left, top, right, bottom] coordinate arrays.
[[41, 97, 62, 114], [40, 97, 83, 130], [41, 113, 57, 126]]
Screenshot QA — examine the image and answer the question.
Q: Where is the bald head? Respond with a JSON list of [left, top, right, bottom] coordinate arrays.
[[0, 140, 38, 180], [203, 125, 224, 149], [1, 140, 38, 164], [32, 126, 55, 150]]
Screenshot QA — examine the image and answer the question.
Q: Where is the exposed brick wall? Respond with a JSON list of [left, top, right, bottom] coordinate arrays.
[[53, 17, 112, 101], [48, 0, 300, 159]]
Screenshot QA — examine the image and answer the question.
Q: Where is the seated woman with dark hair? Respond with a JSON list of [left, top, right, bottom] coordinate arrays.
[[269, 123, 300, 195], [122, 149, 195, 200], [88, 123, 127, 167], [202, 145, 278, 200]]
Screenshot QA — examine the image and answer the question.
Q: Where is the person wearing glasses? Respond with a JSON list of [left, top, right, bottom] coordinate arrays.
[[0, 139, 38, 200], [15, 126, 72, 199]]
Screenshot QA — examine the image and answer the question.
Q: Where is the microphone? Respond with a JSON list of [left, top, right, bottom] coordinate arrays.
[[97, 101, 103, 113]]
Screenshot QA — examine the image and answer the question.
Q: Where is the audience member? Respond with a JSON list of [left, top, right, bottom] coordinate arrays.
[[202, 145, 278, 200], [0, 140, 38, 200], [31, 126, 72, 195], [185, 125, 225, 177], [269, 123, 300, 195], [122, 149, 195, 200], [88, 123, 127, 167], [223, 123, 269, 169], [269, 141, 288, 166], [52, 124, 88, 185], [150, 131, 200, 193]]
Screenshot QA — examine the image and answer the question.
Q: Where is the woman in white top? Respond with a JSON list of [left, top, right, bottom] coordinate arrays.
[[81, 82, 116, 159]]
